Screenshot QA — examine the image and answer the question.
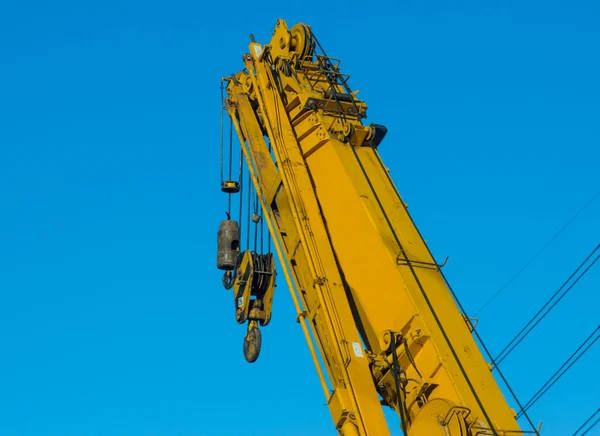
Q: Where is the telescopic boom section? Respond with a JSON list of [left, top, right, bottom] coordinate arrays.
[[219, 19, 524, 436]]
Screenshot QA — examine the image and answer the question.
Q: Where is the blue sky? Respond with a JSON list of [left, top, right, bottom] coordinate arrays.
[[1, 1, 599, 435]]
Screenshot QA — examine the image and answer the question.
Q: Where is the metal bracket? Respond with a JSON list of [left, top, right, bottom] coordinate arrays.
[[442, 406, 471, 426], [296, 310, 308, 323], [313, 277, 326, 287], [396, 255, 449, 271], [463, 314, 479, 332]]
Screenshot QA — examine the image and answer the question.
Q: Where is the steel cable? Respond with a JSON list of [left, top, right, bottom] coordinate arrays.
[[495, 245, 600, 366], [517, 326, 600, 419], [238, 126, 244, 242], [581, 419, 600, 436], [572, 408, 600, 436], [390, 334, 409, 436], [220, 82, 224, 184], [475, 189, 600, 316]]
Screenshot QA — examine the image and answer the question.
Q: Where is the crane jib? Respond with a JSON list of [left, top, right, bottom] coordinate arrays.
[[215, 18, 538, 436]]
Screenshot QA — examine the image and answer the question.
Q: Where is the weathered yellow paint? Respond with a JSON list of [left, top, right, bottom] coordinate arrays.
[[222, 19, 525, 436]]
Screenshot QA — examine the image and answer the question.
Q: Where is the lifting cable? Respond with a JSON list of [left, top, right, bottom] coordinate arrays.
[[390, 334, 409, 436], [250, 252, 272, 297], [254, 191, 262, 253], [228, 118, 233, 215], [243, 153, 263, 254], [220, 82, 224, 185], [238, 128, 244, 241], [253, 191, 259, 252], [516, 325, 600, 419], [495, 243, 600, 366], [572, 408, 600, 436], [222, 79, 273, 271], [219, 82, 236, 217], [246, 165, 252, 250], [475, 189, 600, 317], [266, 140, 272, 255]]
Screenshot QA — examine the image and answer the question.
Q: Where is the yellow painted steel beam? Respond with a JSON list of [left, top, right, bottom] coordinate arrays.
[[221, 19, 527, 436]]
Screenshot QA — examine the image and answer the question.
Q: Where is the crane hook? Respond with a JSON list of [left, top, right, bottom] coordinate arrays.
[[243, 320, 262, 363]]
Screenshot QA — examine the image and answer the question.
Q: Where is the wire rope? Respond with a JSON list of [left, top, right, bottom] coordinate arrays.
[[517, 326, 600, 419], [572, 408, 600, 436], [475, 189, 600, 316], [495, 245, 600, 365]]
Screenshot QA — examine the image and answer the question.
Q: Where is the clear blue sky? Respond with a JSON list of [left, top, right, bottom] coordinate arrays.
[[1, 1, 599, 435]]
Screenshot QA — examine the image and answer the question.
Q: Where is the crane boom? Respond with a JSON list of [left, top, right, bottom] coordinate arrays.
[[217, 19, 530, 436]]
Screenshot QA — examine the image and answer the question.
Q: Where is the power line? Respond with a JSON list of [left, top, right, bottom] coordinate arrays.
[[475, 189, 600, 316], [581, 419, 600, 436], [573, 408, 600, 436], [516, 326, 600, 419], [494, 244, 600, 366]]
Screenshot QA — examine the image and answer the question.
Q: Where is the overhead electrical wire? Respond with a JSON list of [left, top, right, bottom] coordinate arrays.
[[475, 189, 600, 316], [494, 243, 600, 366], [572, 408, 600, 436], [581, 420, 599, 436], [516, 326, 600, 419]]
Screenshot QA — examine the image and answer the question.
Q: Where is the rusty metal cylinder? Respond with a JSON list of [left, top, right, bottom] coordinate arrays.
[[217, 219, 240, 271]]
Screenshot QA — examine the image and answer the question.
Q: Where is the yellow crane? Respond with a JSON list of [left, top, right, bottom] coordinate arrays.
[[216, 19, 537, 436]]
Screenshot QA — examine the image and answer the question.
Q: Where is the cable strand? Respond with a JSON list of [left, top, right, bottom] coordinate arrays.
[[572, 407, 600, 436], [517, 326, 600, 418], [220, 82, 224, 184], [581, 416, 600, 436], [495, 247, 600, 365], [475, 189, 600, 316]]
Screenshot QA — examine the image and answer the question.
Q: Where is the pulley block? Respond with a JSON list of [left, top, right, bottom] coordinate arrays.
[[232, 250, 275, 325]]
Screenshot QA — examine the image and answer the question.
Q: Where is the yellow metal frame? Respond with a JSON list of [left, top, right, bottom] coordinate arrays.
[[222, 19, 527, 436]]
